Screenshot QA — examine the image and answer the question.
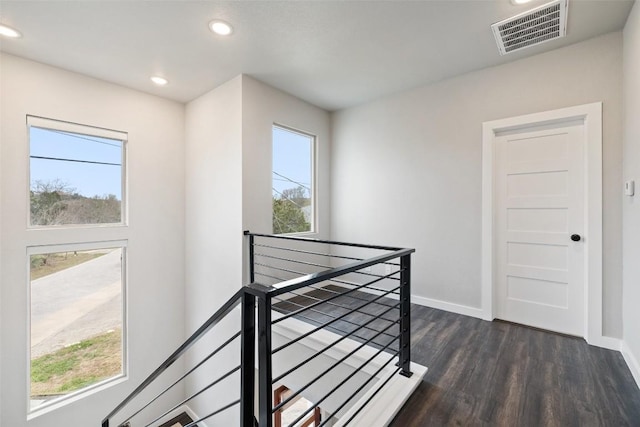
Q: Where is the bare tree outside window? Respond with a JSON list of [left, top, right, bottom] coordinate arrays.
[[29, 124, 124, 226], [26, 117, 127, 412]]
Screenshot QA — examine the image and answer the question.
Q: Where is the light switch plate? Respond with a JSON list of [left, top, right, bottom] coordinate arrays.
[[625, 180, 635, 196]]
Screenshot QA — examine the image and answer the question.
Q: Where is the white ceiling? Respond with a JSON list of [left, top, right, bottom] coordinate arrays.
[[0, 0, 634, 111]]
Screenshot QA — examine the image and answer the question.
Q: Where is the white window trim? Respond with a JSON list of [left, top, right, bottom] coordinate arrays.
[[26, 240, 128, 415], [24, 114, 131, 416], [26, 115, 128, 228], [272, 123, 318, 235], [27, 115, 127, 141]]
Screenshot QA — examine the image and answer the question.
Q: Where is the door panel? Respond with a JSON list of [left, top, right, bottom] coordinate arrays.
[[507, 170, 568, 197], [506, 132, 569, 163], [495, 124, 585, 336], [507, 208, 567, 233], [506, 276, 568, 309], [507, 242, 567, 270], [507, 264, 567, 283]]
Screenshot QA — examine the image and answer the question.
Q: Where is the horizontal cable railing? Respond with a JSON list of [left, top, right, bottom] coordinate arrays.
[[101, 289, 254, 427], [103, 232, 414, 427], [247, 231, 414, 427]]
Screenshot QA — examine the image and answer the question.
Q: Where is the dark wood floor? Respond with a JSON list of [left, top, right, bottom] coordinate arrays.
[[391, 305, 640, 427], [274, 285, 640, 426]]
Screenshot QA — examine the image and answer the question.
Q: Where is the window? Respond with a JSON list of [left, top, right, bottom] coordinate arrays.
[[25, 116, 128, 412], [272, 125, 315, 234], [28, 116, 125, 227], [29, 245, 126, 410]]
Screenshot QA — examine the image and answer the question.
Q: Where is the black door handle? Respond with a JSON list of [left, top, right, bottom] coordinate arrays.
[[571, 234, 581, 242]]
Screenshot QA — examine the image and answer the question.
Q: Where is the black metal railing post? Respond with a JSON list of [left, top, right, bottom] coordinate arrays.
[[257, 289, 273, 427], [240, 292, 256, 427], [399, 254, 413, 377], [102, 232, 416, 427], [247, 231, 255, 283]]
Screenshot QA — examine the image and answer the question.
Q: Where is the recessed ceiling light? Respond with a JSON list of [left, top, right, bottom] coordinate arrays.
[[150, 76, 168, 86], [209, 20, 233, 36], [511, 0, 533, 4], [0, 24, 22, 38]]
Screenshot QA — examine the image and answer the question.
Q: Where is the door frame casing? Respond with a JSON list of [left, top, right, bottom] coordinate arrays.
[[481, 102, 614, 349]]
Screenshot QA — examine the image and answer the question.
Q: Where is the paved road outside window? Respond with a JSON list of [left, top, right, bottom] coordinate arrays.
[[30, 248, 122, 358]]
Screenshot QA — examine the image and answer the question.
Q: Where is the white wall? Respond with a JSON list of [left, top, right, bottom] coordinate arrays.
[[331, 32, 624, 337], [0, 50, 4, 423], [185, 76, 244, 314], [0, 53, 186, 427], [622, 2, 640, 385], [185, 72, 332, 298], [241, 76, 332, 287], [184, 74, 331, 304], [183, 75, 331, 424], [241, 75, 332, 241], [184, 75, 244, 425]]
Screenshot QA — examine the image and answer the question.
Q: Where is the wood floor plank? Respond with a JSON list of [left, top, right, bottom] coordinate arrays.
[[391, 307, 640, 427], [273, 286, 640, 426]]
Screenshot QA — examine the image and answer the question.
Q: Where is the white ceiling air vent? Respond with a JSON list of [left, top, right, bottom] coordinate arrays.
[[491, 0, 568, 55]]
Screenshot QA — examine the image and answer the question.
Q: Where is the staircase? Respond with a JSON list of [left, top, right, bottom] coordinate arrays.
[[102, 232, 425, 427]]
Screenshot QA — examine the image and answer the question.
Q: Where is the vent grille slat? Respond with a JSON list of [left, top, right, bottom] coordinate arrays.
[[500, 11, 560, 38], [502, 19, 560, 45], [502, 22, 561, 47], [491, 0, 568, 55], [499, 4, 560, 32], [505, 27, 560, 52]]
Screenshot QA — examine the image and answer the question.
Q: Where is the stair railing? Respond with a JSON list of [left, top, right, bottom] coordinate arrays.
[[102, 232, 414, 427]]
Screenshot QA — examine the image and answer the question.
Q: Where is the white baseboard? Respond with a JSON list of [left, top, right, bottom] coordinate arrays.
[[411, 295, 489, 320], [325, 283, 490, 321], [586, 335, 621, 352], [621, 341, 640, 391]]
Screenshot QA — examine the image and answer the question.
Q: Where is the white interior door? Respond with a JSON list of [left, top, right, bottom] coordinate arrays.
[[495, 120, 585, 336]]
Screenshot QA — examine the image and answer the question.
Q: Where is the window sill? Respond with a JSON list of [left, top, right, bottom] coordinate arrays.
[[276, 230, 319, 238], [27, 374, 127, 421]]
